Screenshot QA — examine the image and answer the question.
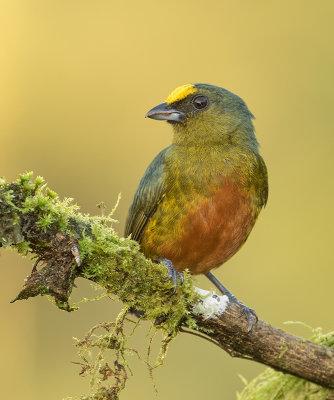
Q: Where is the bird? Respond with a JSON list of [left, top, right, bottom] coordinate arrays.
[[125, 83, 268, 330]]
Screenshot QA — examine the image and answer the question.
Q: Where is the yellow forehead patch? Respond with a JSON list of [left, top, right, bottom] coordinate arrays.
[[166, 84, 197, 104]]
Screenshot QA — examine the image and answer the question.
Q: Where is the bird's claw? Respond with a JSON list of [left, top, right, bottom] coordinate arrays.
[[157, 258, 183, 293], [230, 298, 258, 332], [205, 272, 258, 332]]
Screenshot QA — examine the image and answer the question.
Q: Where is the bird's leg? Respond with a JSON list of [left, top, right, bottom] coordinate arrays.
[[205, 271, 258, 332], [157, 257, 184, 293]]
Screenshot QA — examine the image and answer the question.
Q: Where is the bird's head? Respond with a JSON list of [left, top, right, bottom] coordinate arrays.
[[146, 83, 258, 150]]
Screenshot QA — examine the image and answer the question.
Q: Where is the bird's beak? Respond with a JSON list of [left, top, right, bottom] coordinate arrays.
[[145, 102, 186, 122]]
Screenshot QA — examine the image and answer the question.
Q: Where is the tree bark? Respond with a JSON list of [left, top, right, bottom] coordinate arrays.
[[192, 308, 334, 389], [1, 175, 334, 391]]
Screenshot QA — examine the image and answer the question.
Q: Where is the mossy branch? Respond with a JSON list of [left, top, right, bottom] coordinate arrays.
[[1, 173, 334, 398]]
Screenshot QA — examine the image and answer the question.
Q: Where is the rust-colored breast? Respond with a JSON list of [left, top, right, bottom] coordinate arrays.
[[142, 180, 257, 275]]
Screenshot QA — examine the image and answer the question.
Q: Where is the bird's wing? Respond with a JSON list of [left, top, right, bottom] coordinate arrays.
[[124, 146, 171, 242]]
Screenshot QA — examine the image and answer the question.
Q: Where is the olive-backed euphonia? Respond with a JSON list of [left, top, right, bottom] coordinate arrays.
[[125, 83, 268, 329]]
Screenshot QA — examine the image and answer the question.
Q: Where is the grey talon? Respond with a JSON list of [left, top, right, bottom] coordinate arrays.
[[206, 271, 258, 332], [157, 257, 184, 293]]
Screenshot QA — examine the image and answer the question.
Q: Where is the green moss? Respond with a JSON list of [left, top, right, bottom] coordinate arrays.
[[1, 173, 199, 331], [16, 241, 32, 256], [237, 327, 334, 400], [1, 173, 202, 398], [77, 222, 198, 334]]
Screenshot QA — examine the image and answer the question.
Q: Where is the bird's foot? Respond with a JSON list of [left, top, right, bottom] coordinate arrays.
[[226, 293, 258, 332], [205, 272, 257, 332], [157, 257, 183, 293]]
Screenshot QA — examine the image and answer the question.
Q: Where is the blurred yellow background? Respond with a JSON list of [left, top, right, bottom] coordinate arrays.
[[1, 0, 334, 399]]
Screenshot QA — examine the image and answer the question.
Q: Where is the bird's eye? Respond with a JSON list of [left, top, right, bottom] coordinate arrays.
[[192, 95, 208, 110]]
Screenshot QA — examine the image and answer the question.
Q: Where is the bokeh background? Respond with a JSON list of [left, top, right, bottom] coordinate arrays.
[[1, 0, 334, 399]]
